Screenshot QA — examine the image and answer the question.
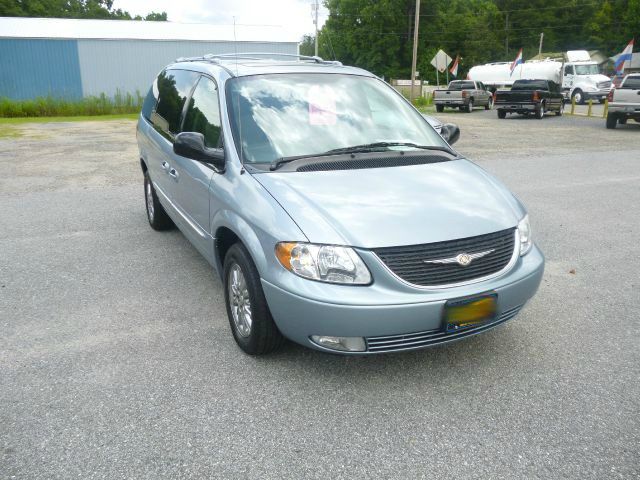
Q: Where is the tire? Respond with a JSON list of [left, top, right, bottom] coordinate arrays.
[[223, 243, 285, 355], [555, 102, 564, 116], [497, 109, 506, 119], [484, 97, 493, 110], [144, 172, 174, 230], [619, 117, 627, 125], [535, 102, 545, 119], [435, 104, 444, 113], [606, 113, 617, 129], [572, 89, 584, 105], [466, 99, 474, 113]]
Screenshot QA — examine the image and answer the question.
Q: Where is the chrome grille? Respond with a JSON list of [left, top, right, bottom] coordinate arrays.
[[373, 228, 516, 287], [366, 304, 523, 352], [597, 80, 611, 89]]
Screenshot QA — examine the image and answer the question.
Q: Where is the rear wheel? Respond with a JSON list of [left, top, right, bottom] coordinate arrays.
[[466, 99, 474, 113], [497, 109, 506, 119], [606, 113, 617, 129], [144, 172, 173, 230], [435, 104, 444, 113], [535, 103, 545, 119], [223, 243, 285, 355]]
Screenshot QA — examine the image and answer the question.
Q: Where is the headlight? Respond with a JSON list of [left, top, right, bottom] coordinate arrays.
[[518, 215, 532, 256], [275, 242, 372, 284]]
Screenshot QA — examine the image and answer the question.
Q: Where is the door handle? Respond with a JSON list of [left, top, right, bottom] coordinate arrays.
[[168, 168, 179, 180], [162, 161, 170, 171]]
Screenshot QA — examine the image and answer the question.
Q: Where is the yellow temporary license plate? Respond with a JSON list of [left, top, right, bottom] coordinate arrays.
[[444, 294, 497, 332]]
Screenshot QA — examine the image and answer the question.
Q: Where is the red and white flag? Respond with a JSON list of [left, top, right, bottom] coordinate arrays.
[[449, 55, 460, 77]]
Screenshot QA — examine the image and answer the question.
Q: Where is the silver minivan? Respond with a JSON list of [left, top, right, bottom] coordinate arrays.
[[137, 54, 544, 355]]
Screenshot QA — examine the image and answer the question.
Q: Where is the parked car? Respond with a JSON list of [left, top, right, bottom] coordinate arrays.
[[137, 53, 544, 355], [433, 80, 493, 113], [495, 79, 564, 119], [422, 114, 461, 144], [606, 74, 640, 129]]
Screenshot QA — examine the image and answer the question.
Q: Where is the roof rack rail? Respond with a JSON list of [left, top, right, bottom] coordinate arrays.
[[175, 52, 342, 66]]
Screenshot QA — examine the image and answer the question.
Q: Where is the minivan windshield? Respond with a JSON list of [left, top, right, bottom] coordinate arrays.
[[226, 73, 446, 164]]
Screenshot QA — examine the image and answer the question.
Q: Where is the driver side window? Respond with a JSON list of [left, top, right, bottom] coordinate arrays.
[[564, 65, 574, 76], [182, 76, 222, 148]]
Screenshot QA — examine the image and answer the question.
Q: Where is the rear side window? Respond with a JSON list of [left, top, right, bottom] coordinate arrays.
[[622, 76, 640, 89], [153, 69, 199, 138], [182, 76, 222, 148], [140, 83, 157, 121]]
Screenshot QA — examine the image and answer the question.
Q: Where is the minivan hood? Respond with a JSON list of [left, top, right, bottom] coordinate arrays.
[[253, 159, 525, 248]]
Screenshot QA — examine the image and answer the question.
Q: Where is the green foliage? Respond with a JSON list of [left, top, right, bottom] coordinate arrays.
[[412, 95, 431, 107], [300, 34, 316, 56], [0, 90, 144, 118], [316, 0, 639, 83], [0, 0, 167, 20]]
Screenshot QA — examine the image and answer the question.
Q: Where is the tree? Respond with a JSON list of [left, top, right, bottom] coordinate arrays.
[[0, 0, 167, 20], [300, 34, 316, 56]]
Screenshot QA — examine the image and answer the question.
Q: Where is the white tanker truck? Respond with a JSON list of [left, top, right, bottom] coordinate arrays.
[[468, 50, 612, 104]]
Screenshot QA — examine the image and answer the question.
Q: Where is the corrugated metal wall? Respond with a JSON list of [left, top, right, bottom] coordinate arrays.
[[76, 39, 299, 97], [0, 39, 83, 100], [0, 38, 298, 100]]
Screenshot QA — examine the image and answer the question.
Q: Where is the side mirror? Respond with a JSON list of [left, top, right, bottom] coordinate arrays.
[[441, 123, 460, 145], [174, 132, 225, 171]]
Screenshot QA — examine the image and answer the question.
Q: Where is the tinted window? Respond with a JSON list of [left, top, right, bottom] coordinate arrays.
[[153, 69, 199, 137], [140, 83, 157, 121], [512, 80, 549, 90], [564, 65, 574, 75], [182, 76, 222, 148], [622, 76, 640, 89], [448, 81, 475, 90]]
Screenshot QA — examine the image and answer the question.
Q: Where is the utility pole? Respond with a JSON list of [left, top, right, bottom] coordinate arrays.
[[410, 0, 420, 102], [505, 12, 509, 58], [538, 32, 544, 56], [312, 0, 319, 57]]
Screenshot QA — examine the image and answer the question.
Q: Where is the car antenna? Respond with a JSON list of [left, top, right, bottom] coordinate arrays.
[[232, 16, 245, 173]]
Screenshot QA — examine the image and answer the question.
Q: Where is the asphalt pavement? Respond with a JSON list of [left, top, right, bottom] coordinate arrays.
[[1, 111, 639, 479]]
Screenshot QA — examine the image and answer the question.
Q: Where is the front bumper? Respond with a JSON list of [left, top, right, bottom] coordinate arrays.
[[262, 245, 544, 354], [583, 88, 610, 100]]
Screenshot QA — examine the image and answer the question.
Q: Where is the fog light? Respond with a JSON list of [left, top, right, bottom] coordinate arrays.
[[311, 335, 366, 352]]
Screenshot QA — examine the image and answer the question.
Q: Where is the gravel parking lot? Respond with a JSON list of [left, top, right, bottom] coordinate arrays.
[[1, 111, 639, 479]]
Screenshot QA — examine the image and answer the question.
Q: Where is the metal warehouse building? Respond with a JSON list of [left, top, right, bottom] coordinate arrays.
[[0, 17, 299, 100]]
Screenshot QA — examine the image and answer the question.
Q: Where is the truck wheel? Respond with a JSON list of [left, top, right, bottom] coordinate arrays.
[[223, 243, 285, 355], [535, 103, 545, 119], [484, 97, 493, 110], [497, 109, 506, 119], [555, 103, 564, 116], [619, 117, 627, 125], [466, 99, 474, 113], [572, 89, 584, 105], [606, 113, 617, 129], [436, 104, 444, 113]]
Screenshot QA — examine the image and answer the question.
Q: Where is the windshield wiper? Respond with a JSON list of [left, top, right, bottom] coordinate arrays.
[[324, 142, 455, 155], [269, 142, 455, 171]]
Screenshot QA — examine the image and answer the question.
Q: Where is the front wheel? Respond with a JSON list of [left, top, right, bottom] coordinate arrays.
[[606, 113, 617, 129], [484, 97, 493, 110], [555, 103, 564, 116], [572, 89, 584, 105], [497, 109, 506, 119], [144, 172, 174, 230], [223, 243, 285, 355], [466, 100, 474, 113], [435, 104, 444, 113]]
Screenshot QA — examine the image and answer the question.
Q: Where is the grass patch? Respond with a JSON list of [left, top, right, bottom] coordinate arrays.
[[0, 113, 138, 125], [0, 90, 144, 118]]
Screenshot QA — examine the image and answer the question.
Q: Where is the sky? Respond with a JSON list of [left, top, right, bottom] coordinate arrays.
[[112, 0, 327, 40]]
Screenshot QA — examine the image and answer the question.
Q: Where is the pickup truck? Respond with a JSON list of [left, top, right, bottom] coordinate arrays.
[[495, 79, 564, 119], [606, 74, 640, 129], [433, 80, 493, 113]]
